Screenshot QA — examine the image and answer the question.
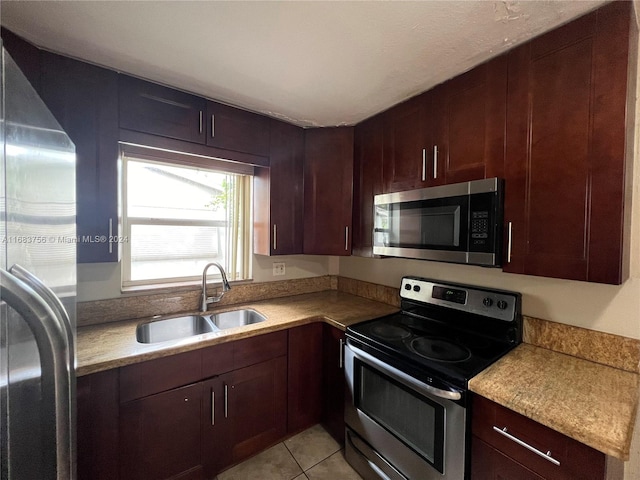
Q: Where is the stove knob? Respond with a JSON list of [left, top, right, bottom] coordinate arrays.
[[482, 297, 493, 307], [404, 284, 412, 290], [497, 300, 508, 310], [413, 285, 421, 292]]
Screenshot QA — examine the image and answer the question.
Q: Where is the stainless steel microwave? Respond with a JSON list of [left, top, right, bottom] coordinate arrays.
[[373, 178, 504, 266]]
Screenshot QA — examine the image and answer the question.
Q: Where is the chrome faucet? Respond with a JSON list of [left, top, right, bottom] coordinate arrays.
[[201, 262, 231, 312]]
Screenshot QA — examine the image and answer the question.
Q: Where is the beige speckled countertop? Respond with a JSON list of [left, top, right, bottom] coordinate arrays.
[[469, 343, 640, 460], [76, 290, 398, 377]]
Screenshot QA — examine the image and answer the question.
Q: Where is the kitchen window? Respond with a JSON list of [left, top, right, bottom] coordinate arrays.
[[121, 145, 252, 288]]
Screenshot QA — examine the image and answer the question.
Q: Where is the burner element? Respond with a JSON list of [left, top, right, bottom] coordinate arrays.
[[370, 324, 411, 341], [409, 337, 471, 363]]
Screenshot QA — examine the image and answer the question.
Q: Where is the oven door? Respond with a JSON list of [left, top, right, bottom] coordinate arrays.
[[344, 342, 466, 480]]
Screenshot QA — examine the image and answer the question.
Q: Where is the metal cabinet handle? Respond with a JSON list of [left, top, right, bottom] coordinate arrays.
[[492, 426, 560, 466], [211, 390, 215, 425], [108, 218, 113, 254], [507, 221, 513, 263], [339, 338, 344, 369], [273, 224, 277, 251], [199, 110, 203, 134], [224, 383, 228, 418], [0, 268, 72, 480], [211, 114, 215, 138], [433, 145, 438, 179], [421, 148, 426, 181], [345, 226, 349, 251]]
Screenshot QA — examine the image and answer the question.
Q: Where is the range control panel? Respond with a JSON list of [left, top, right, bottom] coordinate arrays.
[[400, 276, 518, 322]]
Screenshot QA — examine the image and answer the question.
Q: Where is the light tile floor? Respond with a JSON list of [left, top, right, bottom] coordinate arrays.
[[216, 424, 363, 480]]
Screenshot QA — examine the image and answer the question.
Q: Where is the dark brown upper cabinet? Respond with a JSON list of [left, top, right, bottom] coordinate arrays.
[[303, 127, 354, 255], [434, 54, 508, 184], [352, 115, 384, 257], [1, 28, 42, 93], [40, 52, 120, 264], [206, 101, 270, 157], [254, 119, 304, 256], [119, 74, 207, 144], [503, 1, 631, 284], [382, 92, 441, 193]]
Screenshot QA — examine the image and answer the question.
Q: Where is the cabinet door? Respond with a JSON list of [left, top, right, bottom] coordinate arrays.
[[472, 436, 544, 480], [200, 377, 232, 477], [120, 383, 204, 480], [119, 74, 206, 144], [321, 324, 346, 444], [254, 119, 304, 255], [224, 356, 288, 463], [77, 370, 120, 480], [206, 101, 270, 156], [503, 2, 630, 284], [435, 56, 507, 184], [288, 323, 323, 433], [303, 127, 354, 255], [382, 93, 437, 192], [40, 52, 119, 263], [352, 115, 384, 257]]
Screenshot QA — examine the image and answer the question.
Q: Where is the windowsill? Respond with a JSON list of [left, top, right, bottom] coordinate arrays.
[[120, 278, 255, 297]]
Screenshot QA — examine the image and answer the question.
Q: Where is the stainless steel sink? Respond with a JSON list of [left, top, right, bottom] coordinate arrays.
[[136, 309, 267, 343], [209, 309, 266, 330], [136, 315, 216, 343]]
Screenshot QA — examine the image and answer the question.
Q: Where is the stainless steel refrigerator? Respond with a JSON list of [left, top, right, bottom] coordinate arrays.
[[0, 45, 77, 479]]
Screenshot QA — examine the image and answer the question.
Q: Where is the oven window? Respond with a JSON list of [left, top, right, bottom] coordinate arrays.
[[356, 362, 445, 472]]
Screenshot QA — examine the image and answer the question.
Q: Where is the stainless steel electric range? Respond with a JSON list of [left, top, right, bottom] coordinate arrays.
[[344, 276, 522, 480]]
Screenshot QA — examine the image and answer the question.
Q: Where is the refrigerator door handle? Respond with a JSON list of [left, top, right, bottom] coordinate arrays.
[[10, 264, 74, 359], [0, 268, 73, 480]]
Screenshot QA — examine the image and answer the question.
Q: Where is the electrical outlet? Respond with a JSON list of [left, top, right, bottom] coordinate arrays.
[[272, 262, 285, 276]]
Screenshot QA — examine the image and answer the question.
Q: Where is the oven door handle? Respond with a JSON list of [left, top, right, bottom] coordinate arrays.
[[348, 343, 463, 401]]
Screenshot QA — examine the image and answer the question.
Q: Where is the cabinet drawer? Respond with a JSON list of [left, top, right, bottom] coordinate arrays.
[[120, 350, 202, 403], [119, 74, 207, 144], [472, 395, 605, 480], [233, 331, 288, 370]]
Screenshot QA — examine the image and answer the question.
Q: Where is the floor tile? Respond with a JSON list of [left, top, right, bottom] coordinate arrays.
[[305, 451, 363, 480], [293, 474, 309, 480], [284, 424, 341, 471], [218, 443, 303, 480]]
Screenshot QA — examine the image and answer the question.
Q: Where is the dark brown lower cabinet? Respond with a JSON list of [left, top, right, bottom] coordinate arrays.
[[201, 355, 288, 476], [288, 323, 324, 434], [77, 369, 120, 480], [321, 324, 346, 444], [119, 384, 204, 480], [226, 356, 288, 462], [472, 437, 544, 480], [471, 395, 607, 480]]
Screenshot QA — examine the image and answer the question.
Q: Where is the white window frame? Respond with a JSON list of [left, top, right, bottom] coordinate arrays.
[[120, 143, 253, 289]]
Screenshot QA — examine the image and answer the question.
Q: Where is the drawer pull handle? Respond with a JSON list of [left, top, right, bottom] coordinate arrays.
[[492, 426, 560, 466]]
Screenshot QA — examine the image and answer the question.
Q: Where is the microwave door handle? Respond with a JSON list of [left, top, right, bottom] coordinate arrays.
[[1, 268, 72, 480]]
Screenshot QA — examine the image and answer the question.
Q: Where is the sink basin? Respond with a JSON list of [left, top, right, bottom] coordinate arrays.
[[136, 309, 267, 343], [136, 315, 216, 343], [209, 309, 266, 329]]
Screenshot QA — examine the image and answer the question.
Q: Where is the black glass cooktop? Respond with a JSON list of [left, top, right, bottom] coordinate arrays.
[[347, 311, 517, 389]]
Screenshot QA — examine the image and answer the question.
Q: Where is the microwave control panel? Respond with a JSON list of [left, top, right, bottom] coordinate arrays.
[[471, 210, 489, 245]]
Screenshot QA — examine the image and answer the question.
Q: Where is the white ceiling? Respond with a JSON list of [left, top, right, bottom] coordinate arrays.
[[1, 1, 610, 127]]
